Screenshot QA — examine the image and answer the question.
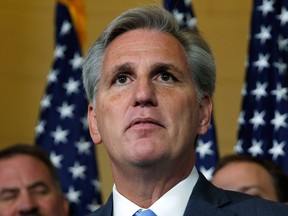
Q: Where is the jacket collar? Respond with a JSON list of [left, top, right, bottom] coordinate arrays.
[[184, 172, 236, 216], [93, 172, 237, 216]]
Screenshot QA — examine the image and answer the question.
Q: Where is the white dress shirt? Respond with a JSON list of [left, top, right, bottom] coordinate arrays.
[[113, 167, 199, 216]]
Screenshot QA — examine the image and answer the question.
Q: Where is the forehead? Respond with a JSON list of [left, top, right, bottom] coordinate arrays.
[[0, 155, 52, 188], [219, 161, 272, 181], [103, 28, 187, 67]]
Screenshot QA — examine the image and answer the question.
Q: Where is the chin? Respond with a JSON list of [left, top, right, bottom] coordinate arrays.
[[130, 152, 168, 168]]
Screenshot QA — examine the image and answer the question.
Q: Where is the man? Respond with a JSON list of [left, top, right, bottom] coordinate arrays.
[[0, 144, 69, 216], [82, 5, 288, 216], [212, 154, 288, 203]]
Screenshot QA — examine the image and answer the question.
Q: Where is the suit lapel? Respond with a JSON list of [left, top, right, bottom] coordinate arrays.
[[184, 173, 237, 216], [95, 194, 113, 216]]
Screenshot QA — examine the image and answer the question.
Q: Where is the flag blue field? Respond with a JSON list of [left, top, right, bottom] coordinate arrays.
[[236, 0, 288, 173], [164, 0, 219, 180], [34, 1, 102, 215]]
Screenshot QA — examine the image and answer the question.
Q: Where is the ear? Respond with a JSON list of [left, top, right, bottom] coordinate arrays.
[[87, 103, 102, 144], [197, 95, 212, 135]]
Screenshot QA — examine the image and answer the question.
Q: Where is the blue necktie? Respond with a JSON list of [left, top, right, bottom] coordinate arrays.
[[133, 209, 157, 216]]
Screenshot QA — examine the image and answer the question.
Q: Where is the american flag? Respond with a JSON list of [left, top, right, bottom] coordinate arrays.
[[236, 0, 288, 173], [34, 1, 102, 215], [163, 0, 219, 180]]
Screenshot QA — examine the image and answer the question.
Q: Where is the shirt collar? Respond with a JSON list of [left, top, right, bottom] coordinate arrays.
[[113, 167, 199, 216]]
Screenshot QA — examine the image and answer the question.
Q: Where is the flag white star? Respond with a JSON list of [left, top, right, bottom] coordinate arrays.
[[251, 82, 268, 101], [173, 9, 184, 24], [255, 25, 272, 44], [92, 179, 101, 192], [50, 126, 69, 144], [75, 138, 91, 155], [248, 139, 264, 156], [63, 77, 80, 95], [50, 152, 63, 169], [268, 140, 286, 160], [234, 139, 243, 153], [199, 166, 214, 181], [271, 83, 288, 102], [87, 200, 101, 212], [196, 140, 214, 159], [40, 94, 52, 110], [253, 53, 270, 72], [257, 0, 275, 16], [81, 117, 89, 130], [273, 58, 287, 75], [241, 82, 247, 96], [47, 69, 59, 84], [270, 111, 288, 131], [35, 120, 46, 136], [57, 102, 75, 119], [277, 7, 288, 26], [249, 110, 266, 130], [186, 13, 196, 28], [238, 111, 245, 125], [69, 161, 87, 179], [60, 20, 71, 36], [278, 35, 288, 51], [54, 44, 66, 59], [184, 0, 191, 6], [66, 186, 82, 204], [69, 53, 83, 70]]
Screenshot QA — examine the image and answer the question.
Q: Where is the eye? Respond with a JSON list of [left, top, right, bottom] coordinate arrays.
[[113, 74, 131, 85], [32, 185, 49, 195], [29, 182, 50, 197], [0, 191, 18, 202], [157, 72, 177, 83]]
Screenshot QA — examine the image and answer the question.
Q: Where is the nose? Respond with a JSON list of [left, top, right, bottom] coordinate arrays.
[[18, 192, 38, 215], [133, 77, 158, 107]]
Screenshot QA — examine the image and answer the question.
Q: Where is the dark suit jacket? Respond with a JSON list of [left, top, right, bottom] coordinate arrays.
[[89, 172, 288, 216]]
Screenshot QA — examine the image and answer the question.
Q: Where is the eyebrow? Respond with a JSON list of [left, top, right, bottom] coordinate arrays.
[[0, 181, 49, 195], [110, 62, 181, 74], [110, 63, 133, 74], [152, 63, 180, 72]]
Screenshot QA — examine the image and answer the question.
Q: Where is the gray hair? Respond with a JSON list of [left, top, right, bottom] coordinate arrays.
[[82, 5, 216, 103]]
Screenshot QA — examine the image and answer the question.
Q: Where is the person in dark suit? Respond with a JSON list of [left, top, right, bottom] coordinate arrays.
[[212, 154, 288, 203], [82, 5, 288, 215]]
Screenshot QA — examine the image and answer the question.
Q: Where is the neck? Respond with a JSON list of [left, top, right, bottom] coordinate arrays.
[[112, 160, 194, 208]]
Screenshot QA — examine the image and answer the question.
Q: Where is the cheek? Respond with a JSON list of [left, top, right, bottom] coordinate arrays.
[[39, 195, 63, 213], [165, 92, 198, 122], [97, 90, 127, 113], [0, 204, 14, 215], [96, 96, 124, 135]]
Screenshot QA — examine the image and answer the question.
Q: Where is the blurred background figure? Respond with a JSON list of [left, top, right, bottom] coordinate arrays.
[[0, 144, 69, 216], [212, 154, 288, 203]]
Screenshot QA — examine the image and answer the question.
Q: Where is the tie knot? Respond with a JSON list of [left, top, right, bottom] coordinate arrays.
[[133, 209, 157, 216]]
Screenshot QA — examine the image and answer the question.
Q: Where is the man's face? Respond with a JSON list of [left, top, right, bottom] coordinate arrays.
[[88, 29, 211, 170], [212, 161, 278, 201], [0, 155, 68, 216]]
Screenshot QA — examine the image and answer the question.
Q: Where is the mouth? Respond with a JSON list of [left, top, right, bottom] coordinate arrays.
[[127, 117, 164, 130]]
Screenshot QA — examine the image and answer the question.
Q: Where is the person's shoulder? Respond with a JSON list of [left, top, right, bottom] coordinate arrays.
[[224, 189, 288, 214], [88, 194, 113, 216], [196, 175, 288, 215]]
